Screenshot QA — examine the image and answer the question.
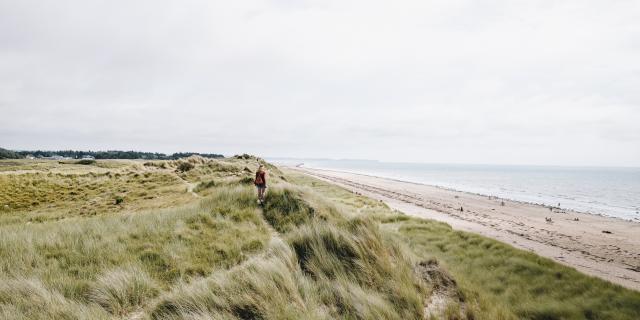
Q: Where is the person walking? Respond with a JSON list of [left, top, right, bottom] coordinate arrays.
[[254, 164, 267, 204]]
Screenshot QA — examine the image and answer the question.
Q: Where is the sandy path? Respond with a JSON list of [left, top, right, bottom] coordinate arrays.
[[290, 167, 640, 291]]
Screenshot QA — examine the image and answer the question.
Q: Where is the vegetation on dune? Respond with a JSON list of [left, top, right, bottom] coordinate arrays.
[[88, 264, 160, 316], [153, 182, 427, 319], [0, 168, 191, 223], [193, 179, 216, 193], [1, 157, 436, 319], [262, 187, 318, 232], [286, 170, 640, 320], [0, 185, 270, 319], [287, 219, 426, 319], [398, 219, 640, 319], [76, 159, 96, 165], [151, 218, 426, 320], [0, 156, 276, 224], [1, 157, 639, 319]]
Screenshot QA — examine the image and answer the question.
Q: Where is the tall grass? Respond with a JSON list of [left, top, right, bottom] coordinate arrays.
[[8, 159, 635, 319], [263, 185, 342, 232], [0, 278, 110, 320], [0, 183, 270, 318], [151, 239, 319, 320], [287, 219, 426, 319], [151, 217, 427, 320], [88, 264, 160, 315], [399, 219, 640, 319], [0, 169, 192, 223], [285, 169, 640, 320]]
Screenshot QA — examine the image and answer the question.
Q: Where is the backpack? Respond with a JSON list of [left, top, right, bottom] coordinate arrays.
[[255, 172, 264, 185]]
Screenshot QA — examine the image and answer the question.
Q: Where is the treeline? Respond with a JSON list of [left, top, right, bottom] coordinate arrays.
[[0, 148, 21, 159], [1, 148, 224, 160]]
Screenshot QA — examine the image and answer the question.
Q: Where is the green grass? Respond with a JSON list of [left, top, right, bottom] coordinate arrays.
[[0, 158, 276, 319], [0, 186, 271, 318], [151, 218, 426, 320], [0, 163, 193, 224], [1, 158, 433, 319], [398, 219, 640, 319], [285, 169, 640, 320], [149, 182, 428, 320], [2, 158, 638, 319]]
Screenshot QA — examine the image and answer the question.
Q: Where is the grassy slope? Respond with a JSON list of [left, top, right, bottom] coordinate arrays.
[[0, 158, 274, 319], [0, 158, 430, 319], [1, 159, 639, 320], [284, 169, 640, 320]]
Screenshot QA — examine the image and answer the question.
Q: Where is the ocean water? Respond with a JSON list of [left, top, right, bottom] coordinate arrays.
[[270, 158, 640, 222]]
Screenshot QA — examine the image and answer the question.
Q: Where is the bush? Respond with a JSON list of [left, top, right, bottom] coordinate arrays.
[[176, 162, 194, 172], [114, 196, 124, 205], [76, 159, 96, 165], [233, 153, 256, 160]]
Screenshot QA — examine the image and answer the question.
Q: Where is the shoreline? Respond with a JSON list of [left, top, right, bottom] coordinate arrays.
[[289, 166, 640, 291], [296, 166, 638, 223]]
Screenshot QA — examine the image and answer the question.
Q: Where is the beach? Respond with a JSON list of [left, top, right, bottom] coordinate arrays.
[[290, 166, 640, 291]]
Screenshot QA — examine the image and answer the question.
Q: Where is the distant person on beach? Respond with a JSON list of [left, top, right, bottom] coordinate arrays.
[[255, 164, 267, 204]]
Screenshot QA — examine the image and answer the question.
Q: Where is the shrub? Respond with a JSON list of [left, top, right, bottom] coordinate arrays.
[[114, 196, 124, 205], [176, 162, 194, 172], [233, 153, 256, 160], [76, 159, 96, 165]]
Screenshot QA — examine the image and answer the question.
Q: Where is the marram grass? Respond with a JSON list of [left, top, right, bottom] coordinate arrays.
[[1, 158, 639, 320]]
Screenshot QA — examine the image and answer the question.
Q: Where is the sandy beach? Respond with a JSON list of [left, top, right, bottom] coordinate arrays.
[[291, 167, 640, 291]]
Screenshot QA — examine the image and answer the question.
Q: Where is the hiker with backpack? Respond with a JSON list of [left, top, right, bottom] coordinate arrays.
[[254, 164, 267, 204]]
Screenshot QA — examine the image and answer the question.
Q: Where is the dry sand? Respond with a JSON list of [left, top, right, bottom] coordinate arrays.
[[290, 167, 640, 291]]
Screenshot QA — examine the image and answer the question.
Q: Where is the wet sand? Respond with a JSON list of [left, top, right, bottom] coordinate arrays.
[[290, 167, 640, 291]]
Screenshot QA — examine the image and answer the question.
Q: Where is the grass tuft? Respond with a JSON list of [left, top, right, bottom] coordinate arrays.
[[263, 187, 316, 232], [88, 264, 160, 315], [0, 277, 110, 319]]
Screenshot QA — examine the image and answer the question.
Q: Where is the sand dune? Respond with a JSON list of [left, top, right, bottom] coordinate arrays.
[[291, 167, 640, 291]]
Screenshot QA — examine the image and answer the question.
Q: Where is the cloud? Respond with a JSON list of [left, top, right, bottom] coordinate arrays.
[[0, 0, 639, 166]]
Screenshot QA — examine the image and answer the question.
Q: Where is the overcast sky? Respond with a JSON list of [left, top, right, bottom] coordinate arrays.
[[1, 0, 639, 166]]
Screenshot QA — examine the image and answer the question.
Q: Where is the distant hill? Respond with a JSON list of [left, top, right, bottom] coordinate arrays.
[[0, 147, 21, 159], [1, 148, 224, 160]]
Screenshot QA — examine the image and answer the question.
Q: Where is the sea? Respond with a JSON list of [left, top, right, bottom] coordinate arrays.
[[269, 158, 640, 222]]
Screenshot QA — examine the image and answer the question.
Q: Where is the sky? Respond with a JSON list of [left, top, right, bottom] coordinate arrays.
[[1, 0, 639, 166]]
